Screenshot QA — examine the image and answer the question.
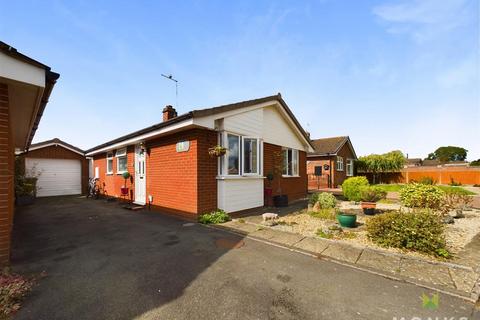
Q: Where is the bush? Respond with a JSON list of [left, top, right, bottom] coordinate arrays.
[[366, 210, 448, 257], [400, 183, 444, 209], [309, 208, 337, 220], [418, 176, 436, 185], [341, 176, 369, 202], [198, 209, 230, 224], [0, 272, 33, 316], [310, 192, 336, 208], [359, 186, 387, 202], [449, 178, 462, 186]]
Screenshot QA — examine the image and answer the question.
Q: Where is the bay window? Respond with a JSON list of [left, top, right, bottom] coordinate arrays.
[[243, 137, 259, 174], [106, 152, 113, 174], [282, 148, 299, 176], [219, 132, 261, 176], [116, 148, 127, 173], [227, 134, 240, 175]]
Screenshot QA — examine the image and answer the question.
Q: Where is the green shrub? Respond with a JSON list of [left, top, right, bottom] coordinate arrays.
[[198, 209, 230, 224], [309, 208, 337, 220], [366, 210, 448, 257], [399, 183, 444, 209], [341, 176, 369, 202], [418, 176, 436, 185], [310, 192, 336, 208], [359, 186, 387, 202]]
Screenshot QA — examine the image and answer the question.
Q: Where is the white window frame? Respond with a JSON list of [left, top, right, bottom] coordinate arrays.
[[282, 148, 299, 177], [106, 152, 114, 174], [116, 148, 128, 174], [242, 137, 260, 176], [336, 156, 344, 171], [225, 133, 241, 176], [346, 158, 354, 176]]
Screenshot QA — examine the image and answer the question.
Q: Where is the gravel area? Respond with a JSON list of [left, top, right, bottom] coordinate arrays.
[[271, 201, 480, 261]]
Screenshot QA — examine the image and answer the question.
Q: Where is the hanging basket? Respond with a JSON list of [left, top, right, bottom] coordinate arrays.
[[208, 146, 227, 157]]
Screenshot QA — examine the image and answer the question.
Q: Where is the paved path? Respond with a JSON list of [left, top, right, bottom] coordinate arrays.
[[11, 197, 478, 320]]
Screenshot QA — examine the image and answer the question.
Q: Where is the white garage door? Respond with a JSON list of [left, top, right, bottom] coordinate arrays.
[[25, 158, 82, 197]]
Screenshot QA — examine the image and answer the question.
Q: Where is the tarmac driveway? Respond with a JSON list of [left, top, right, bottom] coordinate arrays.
[[11, 197, 477, 320]]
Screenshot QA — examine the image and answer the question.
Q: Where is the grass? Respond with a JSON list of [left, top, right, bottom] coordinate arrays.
[[373, 184, 475, 195]]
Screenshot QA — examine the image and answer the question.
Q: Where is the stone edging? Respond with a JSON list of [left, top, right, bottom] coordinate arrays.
[[211, 220, 480, 303]]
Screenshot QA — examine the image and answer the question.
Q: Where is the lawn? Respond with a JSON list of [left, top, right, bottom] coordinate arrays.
[[373, 184, 476, 195]]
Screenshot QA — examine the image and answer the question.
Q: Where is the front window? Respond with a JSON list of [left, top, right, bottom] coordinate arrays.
[[106, 152, 113, 174], [346, 159, 354, 176], [227, 134, 240, 175], [337, 156, 344, 171], [282, 148, 299, 176], [243, 138, 259, 174], [116, 148, 127, 173]]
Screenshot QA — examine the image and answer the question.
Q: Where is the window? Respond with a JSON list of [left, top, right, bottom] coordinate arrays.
[[116, 148, 127, 173], [227, 134, 240, 175], [106, 152, 113, 174], [282, 148, 299, 176], [346, 159, 354, 176], [243, 137, 259, 174], [337, 156, 344, 171]]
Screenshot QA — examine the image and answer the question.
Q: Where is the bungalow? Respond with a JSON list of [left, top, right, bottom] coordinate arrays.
[[307, 136, 357, 189], [0, 41, 59, 264], [86, 94, 314, 219]]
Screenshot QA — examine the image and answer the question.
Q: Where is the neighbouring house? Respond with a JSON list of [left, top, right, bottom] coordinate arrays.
[[405, 158, 422, 167], [0, 41, 59, 264], [86, 94, 314, 219], [17, 138, 88, 196], [307, 136, 357, 189]]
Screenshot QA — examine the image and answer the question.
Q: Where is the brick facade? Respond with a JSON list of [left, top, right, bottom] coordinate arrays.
[[21, 145, 89, 194], [263, 143, 308, 203], [0, 83, 13, 265]]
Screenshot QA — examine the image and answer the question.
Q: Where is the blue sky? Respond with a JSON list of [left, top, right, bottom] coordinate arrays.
[[1, 0, 478, 159]]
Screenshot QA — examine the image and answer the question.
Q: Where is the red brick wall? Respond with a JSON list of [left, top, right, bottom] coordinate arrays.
[[263, 143, 307, 203], [92, 145, 135, 200], [22, 145, 88, 194], [0, 83, 13, 265], [363, 167, 480, 185], [196, 130, 218, 214]]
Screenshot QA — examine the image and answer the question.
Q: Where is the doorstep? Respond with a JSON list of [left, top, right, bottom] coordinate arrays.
[[215, 220, 480, 302]]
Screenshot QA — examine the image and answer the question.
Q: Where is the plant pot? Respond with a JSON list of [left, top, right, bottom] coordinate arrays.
[[361, 202, 376, 215], [273, 195, 288, 207], [120, 187, 129, 196], [337, 212, 357, 228], [15, 194, 35, 206], [264, 187, 273, 197]]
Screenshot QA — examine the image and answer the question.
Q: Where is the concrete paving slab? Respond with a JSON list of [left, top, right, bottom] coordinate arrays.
[[356, 249, 401, 274], [449, 268, 479, 293], [293, 237, 329, 254], [321, 242, 363, 264], [269, 231, 305, 246], [400, 258, 455, 289], [221, 221, 259, 234], [250, 228, 278, 240]]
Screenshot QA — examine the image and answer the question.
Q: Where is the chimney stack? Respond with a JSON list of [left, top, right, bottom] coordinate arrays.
[[162, 105, 177, 122]]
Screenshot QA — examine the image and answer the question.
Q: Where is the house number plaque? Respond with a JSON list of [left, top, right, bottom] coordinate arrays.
[[176, 141, 190, 152]]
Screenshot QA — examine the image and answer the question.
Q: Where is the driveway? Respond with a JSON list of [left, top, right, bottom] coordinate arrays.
[[12, 197, 477, 320]]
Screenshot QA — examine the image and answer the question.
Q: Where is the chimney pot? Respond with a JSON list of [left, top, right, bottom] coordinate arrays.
[[163, 105, 177, 122]]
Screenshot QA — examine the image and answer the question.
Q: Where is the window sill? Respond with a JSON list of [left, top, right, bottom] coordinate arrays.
[[106, 172, 113, 175], [116, 171, 128, 175], [217, 175, 264, 180], [282, 175, 300, 178]]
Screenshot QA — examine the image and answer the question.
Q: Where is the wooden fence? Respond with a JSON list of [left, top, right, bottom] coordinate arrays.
[[363, 166, 480, 185]]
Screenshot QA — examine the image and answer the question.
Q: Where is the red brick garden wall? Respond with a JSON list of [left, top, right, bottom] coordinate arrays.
[[363, 167, 480, 185]]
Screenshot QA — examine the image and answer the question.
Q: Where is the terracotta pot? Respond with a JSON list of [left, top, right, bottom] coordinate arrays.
[[361, 202, 376, 215]]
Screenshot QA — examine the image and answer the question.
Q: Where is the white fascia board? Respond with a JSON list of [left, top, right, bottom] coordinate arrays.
[[0, 52, 45, 87], [27, 142, 85, 156], [85, 118, 195, 156]]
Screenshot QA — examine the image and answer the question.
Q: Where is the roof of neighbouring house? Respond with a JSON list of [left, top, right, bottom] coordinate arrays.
[[308, 136, 357, 159], [26, 138, 84, 156], [0, 41, 60, 149], [406, 158, 423, 165], [86, 93, 314, 154]]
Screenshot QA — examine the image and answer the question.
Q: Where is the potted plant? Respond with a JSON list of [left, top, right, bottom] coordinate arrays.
[[359, 186, 387, 215], [264, 172, 274, 206], [14, 157, 40, 206], [208, 145, 227, 157], [120, 171, 131, 196], [336, 211, 357, 228], [272, 151, 288, 207]]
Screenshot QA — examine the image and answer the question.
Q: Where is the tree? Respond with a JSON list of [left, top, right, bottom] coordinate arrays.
[[356, 150, 406, 184], [426, 146, 468, 162], [470, 159, 480, 167]]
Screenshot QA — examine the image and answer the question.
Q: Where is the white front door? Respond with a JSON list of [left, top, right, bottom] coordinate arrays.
[[134, 144, 146, 205]]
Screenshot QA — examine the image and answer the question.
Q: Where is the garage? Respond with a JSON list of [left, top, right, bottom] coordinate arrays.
[[25, 158, 82, 197], [20, 138, 88, 197]]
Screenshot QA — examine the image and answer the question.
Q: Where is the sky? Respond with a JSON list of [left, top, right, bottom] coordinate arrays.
[[1, 0, 479, 159]]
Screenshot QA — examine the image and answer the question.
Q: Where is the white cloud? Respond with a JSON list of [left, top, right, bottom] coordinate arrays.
[[373, 0, 474, 42]]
